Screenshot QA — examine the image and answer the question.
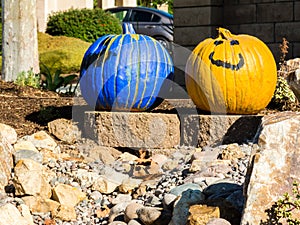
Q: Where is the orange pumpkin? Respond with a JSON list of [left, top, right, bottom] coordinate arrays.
[[185, 28, 277, 114]]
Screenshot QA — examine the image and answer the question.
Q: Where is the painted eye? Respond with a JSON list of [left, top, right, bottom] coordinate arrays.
[[214, 40, 224, 46], [230, 40, 239, 45]]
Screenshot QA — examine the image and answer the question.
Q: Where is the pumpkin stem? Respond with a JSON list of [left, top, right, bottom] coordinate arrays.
[[217, 28, 233, 40]]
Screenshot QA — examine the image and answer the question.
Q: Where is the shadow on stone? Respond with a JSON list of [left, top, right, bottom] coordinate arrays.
[[222, 116, 262, 145], [202, 182, 244, 225]]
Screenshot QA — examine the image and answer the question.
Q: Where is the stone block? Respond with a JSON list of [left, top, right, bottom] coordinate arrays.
[[174, 26, 218, 46], [257, 2, 293, 22], [228, 23, 275, 43], [295, 1, 300, 21], [225, 0, 274, 4], [84, 111, 180, 148], [174, 6, 222, 27], [174, 0, 223, 7], [224, 4, 256, 24], [180, 114, 262, 147], [293, 43, 300, 59], [275, 22, 300, 42]]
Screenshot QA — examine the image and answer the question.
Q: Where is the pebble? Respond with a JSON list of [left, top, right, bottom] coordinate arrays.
[[0, 126, 254, 225]]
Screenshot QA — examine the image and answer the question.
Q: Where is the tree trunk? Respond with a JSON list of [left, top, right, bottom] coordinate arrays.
[[2, 0, 39, 81]]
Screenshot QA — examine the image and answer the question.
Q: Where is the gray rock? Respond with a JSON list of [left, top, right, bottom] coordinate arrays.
[[108, 202, 131, 223], [170, 189, 205, 225], [170, 183, 202, 196], [136, 206, 162, 225], [204, 182, 242, 199], [89, 191, 102, 201], [124, 202, 144, 222], [128, 220, 142, 225], [111, 194, 132, 205], [108, 222, 127, 225], [207, 218, 232, 225], [226, 190, 245, 214], [13, 149, 43, 164], [162, 193, 177, 208]]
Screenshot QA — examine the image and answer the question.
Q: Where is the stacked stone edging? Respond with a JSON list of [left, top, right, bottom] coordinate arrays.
[[84, 109, 262, 148]]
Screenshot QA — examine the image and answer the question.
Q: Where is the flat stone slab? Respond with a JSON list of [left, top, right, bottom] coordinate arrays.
[[84, 108, 262, 148], [180, 114, 263, 147], [84, 111, 180, 148]]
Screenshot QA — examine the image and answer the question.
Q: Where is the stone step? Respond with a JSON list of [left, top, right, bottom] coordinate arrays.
[[84, 111, 181, 149], [83, 100, 263, 148]]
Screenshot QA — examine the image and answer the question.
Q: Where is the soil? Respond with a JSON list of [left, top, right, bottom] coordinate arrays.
[[0, 80, 299, 138]]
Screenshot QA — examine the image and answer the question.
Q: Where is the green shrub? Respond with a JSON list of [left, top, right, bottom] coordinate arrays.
[[40, 63, 77, 93], [46, 8, 122, 43], [15, 68, 40, 88], [38, 32, 91, 74], [273, 76, 296, 103], [262, 181, 300, 224]]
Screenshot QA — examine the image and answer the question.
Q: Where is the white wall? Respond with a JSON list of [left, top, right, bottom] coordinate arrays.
[[36, 0, 93, 32]]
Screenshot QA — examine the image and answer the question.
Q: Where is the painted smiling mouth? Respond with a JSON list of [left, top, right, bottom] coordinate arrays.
[[209, 52, 245, 71]]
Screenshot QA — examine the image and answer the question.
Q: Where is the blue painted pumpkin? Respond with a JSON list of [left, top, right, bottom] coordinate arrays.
[[79, 29, 173, 111]]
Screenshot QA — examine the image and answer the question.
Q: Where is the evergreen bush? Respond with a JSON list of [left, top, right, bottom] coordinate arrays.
[[46, 8, 122, 43]]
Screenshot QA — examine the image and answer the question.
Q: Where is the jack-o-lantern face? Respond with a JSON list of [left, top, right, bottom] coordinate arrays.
[[185, 28, 277, 114], [209, 39, 244, 71]]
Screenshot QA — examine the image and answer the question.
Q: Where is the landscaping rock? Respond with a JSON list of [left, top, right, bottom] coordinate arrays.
[[0, 203, 33, 225], [84, 111, 180, 148], [124, 202, 144, 222], [170, 188, 206, 225], [119, 178, 143, 194], [0, 123, 17, 144], [52, 183, 86, 207], [241, 112, 300, 224], [136, 206, 163, 225], [13, 140, 38, 152], [13, 149, 43, 164], [21, 131, 59, 153], [13, 159, 52, 198], [206, 218, 231, 225], [188, 204, 220, 225], [48, 118, 80, 144], [92, 176, 120, 194], [22, 196, 60, 214], [54, 204, 77, 221], [0, 133, 14, 192]]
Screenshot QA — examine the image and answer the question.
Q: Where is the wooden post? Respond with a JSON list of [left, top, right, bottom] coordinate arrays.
[[2, 0, 39, 81]]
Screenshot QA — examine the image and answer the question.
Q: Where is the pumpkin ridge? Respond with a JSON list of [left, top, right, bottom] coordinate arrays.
[[230, 40, 238, 113], [137, 35, 149, 109], [113, 35, 125, 109], [235, 42, 249, 113], [130, 35, 144, 110], [124, 35, 135, 109], [144, 39, 160, 109], [196, 40, 211, 111], [96, 36, 113, 109], [101, 35, 119, 108], [247, 41, 260, 112]]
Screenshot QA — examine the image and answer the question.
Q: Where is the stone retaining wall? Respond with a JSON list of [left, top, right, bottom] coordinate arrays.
[[84, 110, 262, 148]]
